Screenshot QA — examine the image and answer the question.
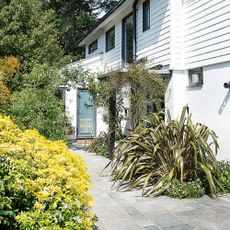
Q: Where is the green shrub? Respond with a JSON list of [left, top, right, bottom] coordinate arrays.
[[88, 132, 109, 157], [11, 88, 69, 140], [165, 179, 205, 199], [218, 161, 230, 193], [10, 65, 72, 140], [0, 116, 94, 229], [99, 147, 109, 158], [111, 106, 220, 197]]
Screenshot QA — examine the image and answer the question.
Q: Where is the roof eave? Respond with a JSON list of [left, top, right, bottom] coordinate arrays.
[[79, 0, 129, 46]]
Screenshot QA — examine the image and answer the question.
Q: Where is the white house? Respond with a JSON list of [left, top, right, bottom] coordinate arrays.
[[65, 0, 230, 160]]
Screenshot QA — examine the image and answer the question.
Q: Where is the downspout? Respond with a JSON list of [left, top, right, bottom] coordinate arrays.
[[133, 0, 140, 61]]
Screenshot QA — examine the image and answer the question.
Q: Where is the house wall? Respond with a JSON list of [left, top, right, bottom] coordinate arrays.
[[85, 33, 104, 59], [69, 0, 230, 156], [183, 0, 230, 69], [166, 62, 230, 160], [84, 0, 171, 71], [136, 0, 171, 67], [84, 5, 132, 72], [65, 88, 77, 138], [166, 0, 230, 159]]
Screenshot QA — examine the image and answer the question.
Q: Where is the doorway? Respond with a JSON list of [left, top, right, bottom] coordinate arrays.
[[77, 89, 96, 138]]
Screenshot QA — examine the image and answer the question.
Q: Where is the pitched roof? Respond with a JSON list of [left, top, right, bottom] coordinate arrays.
[[79, 0, 128, 46]]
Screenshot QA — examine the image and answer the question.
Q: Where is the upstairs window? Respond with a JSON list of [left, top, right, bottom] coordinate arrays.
[[106, 26, 115, 52], [88, 39, 98, 54], [143, 0, 150, 32], [188, 68, 203, 87]]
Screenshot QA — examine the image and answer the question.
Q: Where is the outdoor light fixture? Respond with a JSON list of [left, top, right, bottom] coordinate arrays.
[[188, 68, 203, 87], [223, 81, 230, 90]]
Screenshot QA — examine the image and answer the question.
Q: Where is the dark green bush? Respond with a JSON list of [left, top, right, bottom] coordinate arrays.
[[99, 147, 109, 158], [10, 65, 71, 140], [88, 132, 109, 158], [165, 179, 205, 199], [11, 88, 68, 140], [218, 161, 230, 193]]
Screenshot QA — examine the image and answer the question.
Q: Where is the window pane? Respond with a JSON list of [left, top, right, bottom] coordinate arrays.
[[78, 90, 96, 137], [143, 0, 150, 32], [106, 27, 115, 52], [123, 14, 133, 65], [89, 40, 98, 54]]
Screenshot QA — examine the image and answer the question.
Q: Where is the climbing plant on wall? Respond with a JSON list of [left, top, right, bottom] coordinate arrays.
[[88, 63, 167, 158]]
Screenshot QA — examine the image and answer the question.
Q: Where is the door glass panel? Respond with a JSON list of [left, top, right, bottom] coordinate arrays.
[[78, 90, 96, 137]]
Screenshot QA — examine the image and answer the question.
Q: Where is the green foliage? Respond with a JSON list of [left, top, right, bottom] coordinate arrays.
[[87, 64, 167, 154], [0, 116, 94, 229], [0, 56, 20, 114], [165, 179, 205, 199], [61, 66, 94, 89], [11, 88, 68, 140], [218, 161, 230, 193], [99, 147, 109, 158], [0, 0, 63, 72], [110, 106, 220, 197], [44, 0, 119, 56], [10, 65, 70, 140], [88, 132, 109, 158]]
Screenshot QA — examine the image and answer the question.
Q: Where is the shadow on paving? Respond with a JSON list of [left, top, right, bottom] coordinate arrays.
[[70, 148, 230, 230]]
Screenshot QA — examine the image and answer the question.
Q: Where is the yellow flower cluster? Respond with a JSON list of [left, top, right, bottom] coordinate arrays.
[[0, 116, 94, 229]]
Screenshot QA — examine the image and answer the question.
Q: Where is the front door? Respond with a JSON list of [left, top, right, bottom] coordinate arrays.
[[77, 89, 96, 137], [122, 14, 133, 66]]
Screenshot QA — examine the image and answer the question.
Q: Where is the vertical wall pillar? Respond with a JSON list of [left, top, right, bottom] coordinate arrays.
[[165, 70, 188, 119], [166, 0, 187, 118]]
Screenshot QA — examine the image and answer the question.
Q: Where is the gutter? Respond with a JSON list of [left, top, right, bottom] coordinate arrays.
[[133, 0, 140, 61], [79, 0, 128, 46]]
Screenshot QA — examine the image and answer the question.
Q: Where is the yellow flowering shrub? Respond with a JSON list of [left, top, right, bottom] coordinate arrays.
[[0, 116, 94, 229]]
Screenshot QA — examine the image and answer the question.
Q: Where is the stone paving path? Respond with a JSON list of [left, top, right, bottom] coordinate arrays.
[[72, 148, 230, 230]]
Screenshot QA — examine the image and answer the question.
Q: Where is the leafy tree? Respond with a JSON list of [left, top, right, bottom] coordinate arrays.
[[91, 0, 119, 12], [0, 0, 63, 72], [0, 56, 20, 113], [44, 0, 119, 56], [10, 65, 70, 140]]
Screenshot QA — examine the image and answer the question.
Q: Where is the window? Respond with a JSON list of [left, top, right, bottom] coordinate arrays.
[[106, 26, 115, 52], [122, 14, 133, 65], [143, 0, 150, 32], [88, 39, 98, 54], [189, 68, 203, 87]]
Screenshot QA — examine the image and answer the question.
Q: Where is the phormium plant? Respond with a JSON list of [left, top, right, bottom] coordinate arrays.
[[110, 106, 220, 197]]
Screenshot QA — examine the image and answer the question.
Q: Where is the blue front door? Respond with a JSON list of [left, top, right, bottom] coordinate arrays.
[[77, 89, 96, 137]]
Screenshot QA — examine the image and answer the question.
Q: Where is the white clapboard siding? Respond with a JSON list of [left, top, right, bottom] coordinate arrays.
[[85, 35, 104, 59], [136, 0, 170, 66], [184, 0, 230, 68], [103, 22, 122, 70], [84, 4, 132, 71]]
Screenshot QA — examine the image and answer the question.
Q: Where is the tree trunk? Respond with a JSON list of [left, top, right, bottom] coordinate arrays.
[[108, 91, 116, 160]]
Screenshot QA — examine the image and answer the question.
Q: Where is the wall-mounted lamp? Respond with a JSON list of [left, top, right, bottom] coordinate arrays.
[[223, 81, 230, 90]]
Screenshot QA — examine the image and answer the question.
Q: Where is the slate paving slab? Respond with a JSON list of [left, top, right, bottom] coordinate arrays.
[[72, 149, 230, 230]]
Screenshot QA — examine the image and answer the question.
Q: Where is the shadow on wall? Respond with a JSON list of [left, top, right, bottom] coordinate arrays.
[[218, 91, 230, 115]]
